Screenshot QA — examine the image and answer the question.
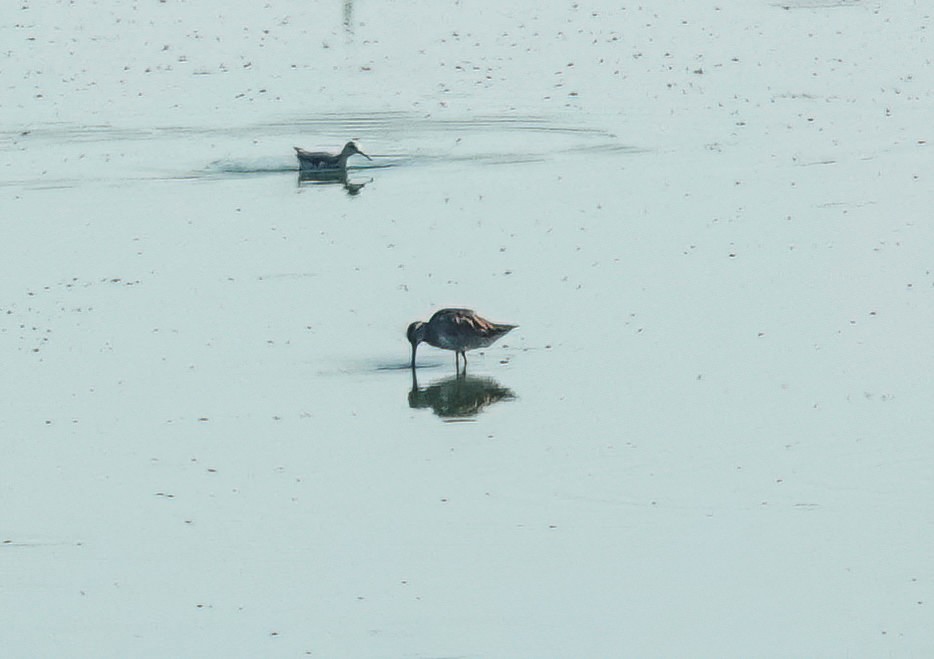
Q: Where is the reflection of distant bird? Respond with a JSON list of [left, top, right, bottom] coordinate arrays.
[[407, 308, 517, 371], [294, 142, 371, 171], [409, 370, 516, 420], [297, 168, 369, 195]]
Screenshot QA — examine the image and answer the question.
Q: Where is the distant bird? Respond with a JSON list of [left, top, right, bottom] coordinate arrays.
[[407, 308, 517, 371], [293, 141, 371, 171]]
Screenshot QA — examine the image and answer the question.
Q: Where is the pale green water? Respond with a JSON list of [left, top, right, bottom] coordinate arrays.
[[2, 2, 933, 657]]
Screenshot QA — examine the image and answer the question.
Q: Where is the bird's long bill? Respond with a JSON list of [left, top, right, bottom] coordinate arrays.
[[359, 150, 372, 161]]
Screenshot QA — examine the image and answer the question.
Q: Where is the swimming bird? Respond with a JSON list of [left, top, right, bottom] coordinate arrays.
[[407, 308, 517, 371], [293, 141, 371, 171]]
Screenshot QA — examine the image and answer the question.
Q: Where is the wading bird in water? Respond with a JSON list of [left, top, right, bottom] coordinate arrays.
[[293, 141, 371, 171], [407, 308, 517, 372]]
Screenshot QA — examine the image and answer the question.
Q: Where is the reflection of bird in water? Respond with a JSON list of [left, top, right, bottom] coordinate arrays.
[[294, 142, 371, 171], [407, 308, 517, 372], [409, 369, 516, 420], [298, 169, 369, 195]]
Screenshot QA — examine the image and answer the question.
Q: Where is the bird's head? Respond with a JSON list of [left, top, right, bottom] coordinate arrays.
[[343, 141, 372, 161], [407, 321, 426, 368]]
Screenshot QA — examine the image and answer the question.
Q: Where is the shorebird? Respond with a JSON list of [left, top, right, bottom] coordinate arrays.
[[293, 141, 371, 171], [407, 308, 517, 371]]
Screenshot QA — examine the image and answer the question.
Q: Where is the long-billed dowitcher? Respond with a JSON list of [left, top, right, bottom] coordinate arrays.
[[407, 308, 517, 371], [293, 142, 371, 171]]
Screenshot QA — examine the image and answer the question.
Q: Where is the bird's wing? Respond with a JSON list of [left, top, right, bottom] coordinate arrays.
[[451, 311, 501, 337]]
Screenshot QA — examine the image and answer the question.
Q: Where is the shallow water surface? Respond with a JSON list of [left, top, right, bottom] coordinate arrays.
[[2, 1, 934, 657]]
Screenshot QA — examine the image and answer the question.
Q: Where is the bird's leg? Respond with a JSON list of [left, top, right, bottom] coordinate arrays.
[[461, 351, 467, 371]]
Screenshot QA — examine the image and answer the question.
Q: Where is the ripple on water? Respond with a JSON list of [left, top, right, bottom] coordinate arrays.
[[2, 111, 644, 187]]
